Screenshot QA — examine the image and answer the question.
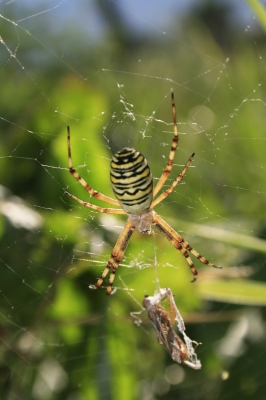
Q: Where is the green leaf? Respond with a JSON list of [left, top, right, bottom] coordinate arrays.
[[198, 279, 266, 305]]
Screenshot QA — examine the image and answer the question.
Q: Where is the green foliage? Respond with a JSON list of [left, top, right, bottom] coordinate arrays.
[[245, 0, 266, 32], [1, 2, 266, 400]]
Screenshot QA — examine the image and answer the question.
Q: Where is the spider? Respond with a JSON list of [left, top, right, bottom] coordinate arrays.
[[66, 91, 221, 295]]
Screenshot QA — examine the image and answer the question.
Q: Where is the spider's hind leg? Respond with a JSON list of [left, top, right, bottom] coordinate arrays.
[[182, 241, 222, 271], [152, 214, 198, 280], [152, 213, 221, 281], [90, 219, 135, 295], [179, 246, 198, 282]]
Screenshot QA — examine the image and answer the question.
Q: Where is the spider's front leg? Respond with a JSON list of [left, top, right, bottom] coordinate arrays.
[[90, 219, 135, 295]]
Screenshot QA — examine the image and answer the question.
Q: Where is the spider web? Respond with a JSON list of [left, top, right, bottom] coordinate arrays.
[[1, 1, 266, 399]]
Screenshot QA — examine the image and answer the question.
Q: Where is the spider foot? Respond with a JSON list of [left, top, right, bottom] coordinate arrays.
[[109, 287, 117, 295]]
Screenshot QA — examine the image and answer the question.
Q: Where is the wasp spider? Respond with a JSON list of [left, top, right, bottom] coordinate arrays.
[[66, 91, 221, 295]]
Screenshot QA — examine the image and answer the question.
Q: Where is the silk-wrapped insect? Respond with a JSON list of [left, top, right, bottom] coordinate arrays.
[[143, 288, 201, 370]]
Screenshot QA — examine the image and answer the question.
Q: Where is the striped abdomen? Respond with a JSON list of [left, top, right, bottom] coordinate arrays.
[[110, 148, 153, 214]]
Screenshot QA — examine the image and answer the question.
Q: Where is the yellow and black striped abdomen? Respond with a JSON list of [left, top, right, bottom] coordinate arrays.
[[110, 148, 153, 214]]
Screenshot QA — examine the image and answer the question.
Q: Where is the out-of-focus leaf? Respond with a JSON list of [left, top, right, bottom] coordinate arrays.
[[198, 279, 266, 305], [173, 219, 266, 254], [245, 0, 266, 31]]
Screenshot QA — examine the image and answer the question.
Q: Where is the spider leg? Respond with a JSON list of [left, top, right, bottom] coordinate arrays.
[[66, 191, 127, 214], [181, 240, 222, 270], [153, 91, 179, 197], [152, 213, 221, 281], [67, 126, 120, 206], [151, 152, 195, 208], [91, 219, 135, 295], [152, 213, 198, 280]]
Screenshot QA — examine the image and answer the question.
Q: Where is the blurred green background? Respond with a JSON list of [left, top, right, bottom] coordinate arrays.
[[1, 1, 266, 399]]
